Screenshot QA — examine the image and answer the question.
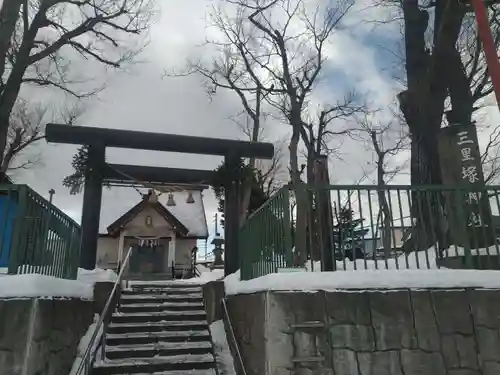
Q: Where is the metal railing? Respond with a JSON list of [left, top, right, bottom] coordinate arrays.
[[75, 246, 133, 375], [222, 297, 247, 375], [0, 185, 81, 279], [239, 188, 293, 280], [239, 184, 500, 280]]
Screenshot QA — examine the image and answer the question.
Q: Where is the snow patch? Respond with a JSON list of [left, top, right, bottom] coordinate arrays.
[[210, 320, 237, 375], [69, 314, 103, 375], [181, 269, 224, 284], [127, 268, 224, 285], [0, 273, 94, 299], [77, 268, 117, 284]]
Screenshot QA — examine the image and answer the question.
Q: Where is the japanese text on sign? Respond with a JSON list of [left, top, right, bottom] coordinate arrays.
[[456, 129, 487, 228], [468, 212, 483, 228], [462, 166, 479, 183], [466, 192, 481, 204], [461, 147, 474, 162], [458, 131, 474, 146]]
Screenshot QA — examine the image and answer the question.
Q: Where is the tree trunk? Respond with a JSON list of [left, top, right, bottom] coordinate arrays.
[[376, 160, 392, 257], [289, 114, 307, 266], [306, 149, 322, 261], [0, 0, 22, 182], [399, 0, 463, 252], [0, 8, 42, 182], [239, 93, 261, 228], [0, 0, 21, 81]]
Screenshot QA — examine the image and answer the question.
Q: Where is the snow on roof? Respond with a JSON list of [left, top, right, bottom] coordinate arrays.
[[158, 190, 208, 238], [99, 188, 208, 238]]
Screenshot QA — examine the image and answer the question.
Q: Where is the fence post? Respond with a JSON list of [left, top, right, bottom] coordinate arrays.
[[314, 156, 334, 271], [224, 154, 240, 276], [8, 186, 27, 274], [282, 188, 293, 266]]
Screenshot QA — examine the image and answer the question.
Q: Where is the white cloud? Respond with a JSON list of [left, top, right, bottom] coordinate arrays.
[[11, 0, 401, 234]]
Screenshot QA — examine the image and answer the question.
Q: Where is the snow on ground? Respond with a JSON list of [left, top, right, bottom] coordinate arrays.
[[312, 247, 442, 271], [69, 314, 103, 375], [77, 268, 118, 283], [224, 269, 500, 295], [297, 245, 500, 272], [0, 273, 94, 299], [187, 269, 224, 284], [210, 320, 237, 375], [128, 266, 224, 286], [225, 247, 500, 295], [0, 267, 116, 299]]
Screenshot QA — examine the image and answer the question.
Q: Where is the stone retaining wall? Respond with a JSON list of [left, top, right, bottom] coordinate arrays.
[[226, 288, 500, 375], [0, 298, 93, 375]]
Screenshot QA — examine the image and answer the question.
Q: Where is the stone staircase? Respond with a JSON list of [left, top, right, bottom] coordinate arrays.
[[92, 282, 217, 375]]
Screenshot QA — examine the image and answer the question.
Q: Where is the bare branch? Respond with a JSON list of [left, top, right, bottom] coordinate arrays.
[[0, 0, 153, 177]]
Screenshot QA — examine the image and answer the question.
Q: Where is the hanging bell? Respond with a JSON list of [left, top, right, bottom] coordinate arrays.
[[166, 193, 176, 206], [186, 191, 195, 204]]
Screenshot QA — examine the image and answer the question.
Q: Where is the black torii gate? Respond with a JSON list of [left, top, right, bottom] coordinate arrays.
[[45, 123, 274, 276]]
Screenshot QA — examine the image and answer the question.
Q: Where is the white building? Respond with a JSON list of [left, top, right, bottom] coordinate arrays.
[[96, 188, 208, 278]]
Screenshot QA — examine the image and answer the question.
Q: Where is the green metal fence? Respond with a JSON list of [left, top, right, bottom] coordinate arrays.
[[0, 185, 81, 279], [239, 184, 500, 280], [239, 188, 294, 280]]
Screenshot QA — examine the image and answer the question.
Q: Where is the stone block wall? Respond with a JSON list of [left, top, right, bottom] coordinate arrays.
[[203, 280, 225, 324], [0, 298, 93, 375], [226, 288, 500, 375]]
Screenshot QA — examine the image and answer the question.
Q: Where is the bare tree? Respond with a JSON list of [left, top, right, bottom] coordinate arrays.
[[365, 1, 500, 251], [480, 122, 500, 184], [0, 0, 153, 181], [253, 135, 288, 194], [360, 113, 409, 256], [369, 1, 500, 179], [301, 93, 367, 183], [4, 98, 83, 174], [208, 0, 354, 265], [172, 2, 278, 226]]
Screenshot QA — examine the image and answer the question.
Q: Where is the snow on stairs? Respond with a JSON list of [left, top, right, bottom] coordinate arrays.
[[92, 282, 217, 375]]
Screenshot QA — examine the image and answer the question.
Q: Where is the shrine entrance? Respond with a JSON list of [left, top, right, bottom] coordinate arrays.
[[45, 123, 274, 276], [129, 240, 166, 275]]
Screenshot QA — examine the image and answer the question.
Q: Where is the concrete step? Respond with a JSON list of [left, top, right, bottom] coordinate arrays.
[[128, 281, 203, 289], [106, 330, 211, 346], [119, 302, 204, 313], [120, 294, 203, 305], [112, 311, 206, 324], [122, 287, 203, 295], [125, 274, 173, 282], [108, 321, 209, 334], [110, 370, 216, 375], [92, 353, 215, 374], [106, 341, 213, 360]]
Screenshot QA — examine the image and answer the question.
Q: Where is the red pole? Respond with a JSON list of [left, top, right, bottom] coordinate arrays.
[[470, 0, 500, 108]]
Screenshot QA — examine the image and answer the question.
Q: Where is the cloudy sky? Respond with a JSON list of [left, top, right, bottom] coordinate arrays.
[[7, 0, 498, 243]]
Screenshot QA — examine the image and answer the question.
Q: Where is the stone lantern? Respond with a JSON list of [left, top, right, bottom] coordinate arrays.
[[211, 233, 224, 268]]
